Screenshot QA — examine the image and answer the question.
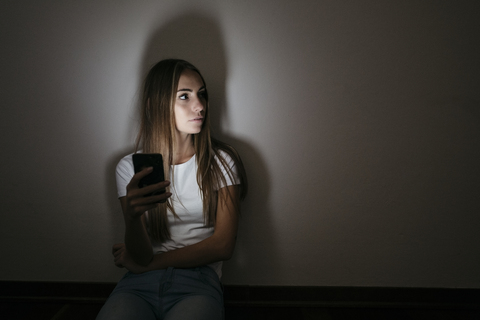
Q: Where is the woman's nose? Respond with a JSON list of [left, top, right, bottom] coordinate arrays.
[[193, 96, 204, 112]]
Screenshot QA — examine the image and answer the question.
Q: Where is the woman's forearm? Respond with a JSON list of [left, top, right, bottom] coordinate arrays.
[[124, 215, 153, 266], [145, 233, 234, 271], [119, 196, 154, 266], [118, 171, 172, 266]]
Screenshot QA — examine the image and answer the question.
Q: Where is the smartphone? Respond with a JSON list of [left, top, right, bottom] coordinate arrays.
[[132, 153, 165, 197]]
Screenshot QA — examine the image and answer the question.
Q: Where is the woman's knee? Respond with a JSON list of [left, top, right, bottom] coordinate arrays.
[[164, 295, 224, 320], [96, 292, 157, 320]]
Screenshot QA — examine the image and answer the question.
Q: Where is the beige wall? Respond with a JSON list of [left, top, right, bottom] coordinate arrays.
[[1, 0, 479, 287]]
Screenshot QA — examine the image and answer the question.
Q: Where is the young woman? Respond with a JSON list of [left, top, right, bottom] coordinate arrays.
[[97, 59, 247, 320]]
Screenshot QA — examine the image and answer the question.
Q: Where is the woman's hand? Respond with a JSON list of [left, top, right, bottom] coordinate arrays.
[[124, 167, 172, 221], [112, 243, 148, 274]]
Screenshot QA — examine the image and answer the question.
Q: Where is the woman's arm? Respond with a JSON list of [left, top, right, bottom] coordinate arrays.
[[120, 167, 172, 266], [150, 185, 240, 268], [114, 185, 240, 272]]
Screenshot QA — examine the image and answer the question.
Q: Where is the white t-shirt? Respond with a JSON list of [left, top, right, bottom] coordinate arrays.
[[115, 151, 239, 278]]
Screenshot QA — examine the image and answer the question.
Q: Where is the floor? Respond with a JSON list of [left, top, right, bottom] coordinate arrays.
[[1, 301, 479, 320]]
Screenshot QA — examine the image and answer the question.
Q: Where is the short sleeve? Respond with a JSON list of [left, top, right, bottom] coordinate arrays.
[[115, 154, 135, 198], [216, 150, 240, 189]]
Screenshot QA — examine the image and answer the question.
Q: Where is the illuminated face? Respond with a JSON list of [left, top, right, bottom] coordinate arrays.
[[174, 69, 207, 137]]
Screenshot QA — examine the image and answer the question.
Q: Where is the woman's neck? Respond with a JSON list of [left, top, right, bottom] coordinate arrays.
[[174, 133, 195, 165]]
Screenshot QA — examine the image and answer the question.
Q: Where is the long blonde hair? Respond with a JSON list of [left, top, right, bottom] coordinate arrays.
[[135, 59, 247, 242]]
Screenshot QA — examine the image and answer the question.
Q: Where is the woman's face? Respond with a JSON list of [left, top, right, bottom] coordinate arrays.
[[174, 69, 207, 137]]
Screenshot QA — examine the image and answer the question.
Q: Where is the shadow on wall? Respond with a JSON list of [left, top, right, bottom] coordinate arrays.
[[105, 13, 282, 283]]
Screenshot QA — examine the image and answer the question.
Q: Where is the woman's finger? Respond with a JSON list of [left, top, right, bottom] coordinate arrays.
[[112, 243, 124, 254], [151, 191, 172, 204], [127, 191, 172, 211], [113, 248, 124, 258], [132, 180, 171, 199], [128, 167, 154, 188], [114, 257, 124, 268], [114, 252, 124, 265]]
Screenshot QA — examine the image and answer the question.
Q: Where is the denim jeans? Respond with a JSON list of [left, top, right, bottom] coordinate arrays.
[[96, 266, 224, 320]]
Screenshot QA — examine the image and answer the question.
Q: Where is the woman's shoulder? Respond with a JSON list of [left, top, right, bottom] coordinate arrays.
[[117, 152, 135, 165], [116, 152, 135, 175], [211, 138, 247, 199], [212, 139, 240, 163], [115, 153, 136, 196], [214, 148, 234, 163], [211, 140, 241, 178]]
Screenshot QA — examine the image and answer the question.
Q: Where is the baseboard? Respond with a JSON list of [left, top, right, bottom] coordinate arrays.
[[222, 285, 480, 309], [1, 281, 479, 309]]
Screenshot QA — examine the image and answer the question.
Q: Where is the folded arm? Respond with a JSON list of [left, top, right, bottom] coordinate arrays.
[[148, 185, 240, 269], [114, 185, 240, 272]]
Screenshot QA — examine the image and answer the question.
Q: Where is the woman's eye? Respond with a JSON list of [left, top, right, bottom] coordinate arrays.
[[199, 91, 208, 100], [179, 94, 188, 100]]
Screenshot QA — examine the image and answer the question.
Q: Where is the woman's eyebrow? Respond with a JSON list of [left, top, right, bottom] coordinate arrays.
[[177, 86, 206, 92]]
